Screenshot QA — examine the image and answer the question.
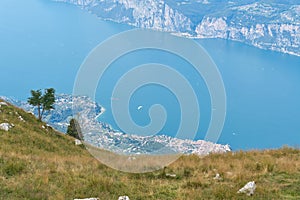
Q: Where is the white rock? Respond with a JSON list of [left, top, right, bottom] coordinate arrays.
[[74, 198, 99, 200], [213, 173, 222, 180], [118, 196, 130, 200], [0, 102, 8, 107], [75, 139, 82, 145], [238, 181, 256, 196], [0, 123, 12, 131], [127, 156, 136, 161], [18, 115, 25, 122], [166, 173, 177, 178]]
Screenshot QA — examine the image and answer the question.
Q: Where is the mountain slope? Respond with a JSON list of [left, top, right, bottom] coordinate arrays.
[[0, 100, 84, 157], [2, 94, 231, 156], [1, 99, 300, 199]]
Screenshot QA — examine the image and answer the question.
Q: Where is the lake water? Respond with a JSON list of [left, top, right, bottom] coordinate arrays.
[[1, 0, 299, 150]]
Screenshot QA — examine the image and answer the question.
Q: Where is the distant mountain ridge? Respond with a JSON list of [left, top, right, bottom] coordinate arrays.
[[1, 94, 230, 156], [53, 0, 300, 56]]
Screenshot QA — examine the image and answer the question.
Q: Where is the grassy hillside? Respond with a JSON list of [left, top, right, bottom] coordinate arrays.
[[0, 99, 299, 200]]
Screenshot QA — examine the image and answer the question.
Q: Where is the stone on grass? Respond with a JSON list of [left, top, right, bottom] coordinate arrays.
[[74, 198, 99, 200], [0, 123, 13, 131], [118, 196, 130, 200], [0, 102, 8, 107], [238, 181, 256, 196], [18, 115, 25, 122], [166, 173, 177, 178], [127, 156, 136, 161], [75, 139, 82, 145], [213, 173, 222, 181]]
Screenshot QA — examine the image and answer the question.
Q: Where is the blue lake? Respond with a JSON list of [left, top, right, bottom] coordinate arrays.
[[1, 0, 299, 150]]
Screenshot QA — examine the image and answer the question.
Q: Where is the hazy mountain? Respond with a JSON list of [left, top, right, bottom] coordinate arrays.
[[53, 0, 300, 56]]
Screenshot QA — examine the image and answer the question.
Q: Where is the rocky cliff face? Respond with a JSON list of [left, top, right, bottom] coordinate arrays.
[[53, 0, 300, 56], [195, 2, 300, 56]]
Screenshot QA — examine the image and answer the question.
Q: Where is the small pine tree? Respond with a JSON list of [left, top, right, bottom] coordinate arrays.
[[28, 88, 55, 121], [66, 118, 82, 140]]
